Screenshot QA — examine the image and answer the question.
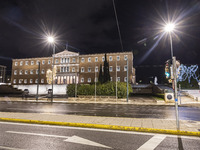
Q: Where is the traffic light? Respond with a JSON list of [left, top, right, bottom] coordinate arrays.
[[165, 59, 171, 79]]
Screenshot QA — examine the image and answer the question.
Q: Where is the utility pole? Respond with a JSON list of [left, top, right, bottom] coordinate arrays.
[[95, 63, 96, 102], [51, 44, 55, 102], [173, 56, 180, 130], [36, 62, 40, 101], [126, 57, 128, 102], [116, 59, 117, 102]]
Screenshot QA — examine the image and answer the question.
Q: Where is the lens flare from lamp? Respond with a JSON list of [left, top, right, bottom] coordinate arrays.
[[47, 36, 54, 43], [164, 23, 175, 32]]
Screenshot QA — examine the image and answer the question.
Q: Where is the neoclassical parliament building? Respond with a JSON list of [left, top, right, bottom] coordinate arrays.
[[11, 50, 135, 85]]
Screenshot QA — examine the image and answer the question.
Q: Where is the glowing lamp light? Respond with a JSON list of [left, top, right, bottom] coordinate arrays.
[[47, 36, 54, 43], [164, 23, 175, 32]]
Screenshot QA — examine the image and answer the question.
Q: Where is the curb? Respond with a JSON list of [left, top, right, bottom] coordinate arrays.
[[0, 117, 199, 137]]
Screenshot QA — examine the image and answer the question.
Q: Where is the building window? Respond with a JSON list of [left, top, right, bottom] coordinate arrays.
[[81, 58, 85, 62], [15, 62, 18, 66], [36, 60, 40, 65], [25, 70, 28, 75], [25, 61, 29, 65], [48, 60, 51, 64], [19, 79, 23, 84], [117, 56, 120, 61], [41, 79, 44, 83], [88, 67, 91, 72], [109, 66, 113, 72], [30, 70, 33, 74], [42, 60, 45, 64], [81, 78, 84, 83], [81, 67, 85, 72], [72, 67, 75, 72], [117, 66, 120, 71], [95, 66, 98, 72], [102, 57, 105, 62], [88, 57, 91, 62], [20, 61, 23, 66], [24, 79, 27, 84], [35, 79, 38, 83], [14, 70, 17, 75], [72, 58, 76, 63], [95, 57, 98, 62], [124, 77, 127, 82], [41, 69, 45, 74], [88, 78, 91, 83], [36, 69, 39, 74], [124, 55, 128, 60], [66, 67, 69, 72], [66, 58, 70, 63], [117, 77, 120, 82], [110, 77, 112, 81], [13, 79, 16, 84], [30, 79, 33, 83], [60, 67, 63, 72], [55, 59, 58, 64], [124, 65, 127, 71], [31, 61, 34, 65], [109, 56, 113, 61], [19, 70, 23, 75]]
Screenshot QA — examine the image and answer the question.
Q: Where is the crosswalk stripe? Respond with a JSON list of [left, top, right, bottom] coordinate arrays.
[[137, 134, 166, 150]]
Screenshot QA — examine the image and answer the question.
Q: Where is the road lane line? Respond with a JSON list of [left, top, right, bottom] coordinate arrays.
[[0, 145, 25, 150], [6, 131, 69, 139], [137, 135, 166, 150]]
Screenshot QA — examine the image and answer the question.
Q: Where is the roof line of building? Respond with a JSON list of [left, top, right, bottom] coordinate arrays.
[[12, 50, 133, 61]]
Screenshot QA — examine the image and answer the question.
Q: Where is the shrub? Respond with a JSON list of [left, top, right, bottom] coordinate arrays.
[[67, 82, 133, 98]]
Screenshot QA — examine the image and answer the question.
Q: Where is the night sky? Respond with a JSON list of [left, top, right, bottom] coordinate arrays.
[[1, 0, 200, 83]]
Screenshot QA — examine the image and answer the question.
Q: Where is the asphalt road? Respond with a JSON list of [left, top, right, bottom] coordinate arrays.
[[0, 101, 200, 121], [0, 121, 199, 150]]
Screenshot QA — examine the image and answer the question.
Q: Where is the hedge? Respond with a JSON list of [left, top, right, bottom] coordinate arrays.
[[67, 82, 132, 98]]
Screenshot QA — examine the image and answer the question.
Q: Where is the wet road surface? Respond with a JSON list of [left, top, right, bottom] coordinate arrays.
[[0, 101, 200, 121]]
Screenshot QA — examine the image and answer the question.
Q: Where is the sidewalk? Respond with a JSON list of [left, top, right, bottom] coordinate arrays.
[[0, 95, 200, 106], [0, 112, 199, 136]]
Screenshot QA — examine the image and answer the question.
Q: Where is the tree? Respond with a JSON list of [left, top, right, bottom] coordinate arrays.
[[46, 67, 57, 84], [103, 53, 110, 83], [98, 64, 103, 84]]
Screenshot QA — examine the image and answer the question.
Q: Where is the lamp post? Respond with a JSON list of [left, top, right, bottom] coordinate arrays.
[[164, 23, 180, 130], [126, 56, 128, 102], [47, 36, 55, 103]]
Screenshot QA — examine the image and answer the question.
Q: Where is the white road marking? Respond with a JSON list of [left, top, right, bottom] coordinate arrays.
[[0, 121, 199, 140], [0, 145, 25, 150], [137, 135, 166, 150], [64, 136, 112, 149], [7, 108, 37, 111], [6, 131, 69, 139], [6, 131, 112, 149]]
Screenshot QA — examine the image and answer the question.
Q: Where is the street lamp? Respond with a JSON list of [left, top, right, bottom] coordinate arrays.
[[164, 23, 180, 130], [47, 36, 55, 102]]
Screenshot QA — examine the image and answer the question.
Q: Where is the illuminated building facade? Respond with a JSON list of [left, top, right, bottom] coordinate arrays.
[[11, 50, 135, 85]]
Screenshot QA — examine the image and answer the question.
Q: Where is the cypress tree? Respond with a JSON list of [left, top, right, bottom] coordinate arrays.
[[98, 64, 103, 84], [103, 53, 110, 83]]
